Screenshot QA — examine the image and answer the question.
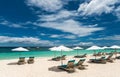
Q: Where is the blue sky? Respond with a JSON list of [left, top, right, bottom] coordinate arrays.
[[0, 0, 120, 46]]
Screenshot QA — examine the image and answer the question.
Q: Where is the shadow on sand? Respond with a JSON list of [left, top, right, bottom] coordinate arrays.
[[7, 62, 18, 65], [48, 66, 63, 72], [48, 59, 53, 61], [48, 59, 60, 61]]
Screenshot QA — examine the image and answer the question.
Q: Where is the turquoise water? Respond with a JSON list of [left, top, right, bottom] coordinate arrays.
[[0, 47, 119, 60]]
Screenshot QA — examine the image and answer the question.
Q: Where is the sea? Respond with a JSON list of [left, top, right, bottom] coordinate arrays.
[[0, 47, 119, 60]]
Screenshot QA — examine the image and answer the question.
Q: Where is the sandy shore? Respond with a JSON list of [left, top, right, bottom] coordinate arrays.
[[0, 54, 120, 77]]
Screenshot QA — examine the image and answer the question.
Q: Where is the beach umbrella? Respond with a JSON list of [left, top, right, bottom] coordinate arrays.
[[56, 45, 73, 65], [12, 47, 29, 51], [110, 45, 120, 53], [49, 46, 58, 58], [86, 46, 102, 50], [110, 45, 120, 49], [12, 47, 29, 57], [73, 46, 83, 56], [86, 45, 102, 59], [56, 45, 73, 51], [101, 46, 109, 56], [110, 45, 120, 57], [102, 46, 109, 49]]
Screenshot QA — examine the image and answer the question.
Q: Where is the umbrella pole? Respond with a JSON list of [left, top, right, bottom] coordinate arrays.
[[104, 49, 106, 56], [54, 51, 56, 58], [61, 50, 63, 65], [19, 52, 21, 57], [115, 48, 117, 57], [104, 50, 106, 57], [55, 51, 56, 57], [94, 50, 96, 59], [77, 50, 78, 56]]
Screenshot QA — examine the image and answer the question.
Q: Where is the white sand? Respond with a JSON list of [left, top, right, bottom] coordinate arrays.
[[0, 54, 120, 77]]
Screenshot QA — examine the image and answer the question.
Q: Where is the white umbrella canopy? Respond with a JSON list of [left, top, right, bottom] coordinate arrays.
[[86, 46, 102, 59], [56, 45, 73, 51], [110, 45, 120, 49], [73, 46, 83, 56], [12, 47, 29, 51], [73, 46, 83, 50], [49, 46, 58, 57], [110, 45, 120, 57], [49, 46, 58, 51], [86, 45, 102, 50], [12, 47, 29, 57], [102, 46, 109, 49]]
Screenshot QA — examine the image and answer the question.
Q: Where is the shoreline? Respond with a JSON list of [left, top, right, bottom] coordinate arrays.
[[0, 49, 119, 60], [0, 53, 94, 60]]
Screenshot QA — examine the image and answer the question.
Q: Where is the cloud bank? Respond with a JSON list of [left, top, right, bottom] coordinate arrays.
[[35, 19, 104, 37], [0, 36, 53, 45], [26, 0, 63, 12], [90, 35, 120, 40], [78, 0, 119, 16]]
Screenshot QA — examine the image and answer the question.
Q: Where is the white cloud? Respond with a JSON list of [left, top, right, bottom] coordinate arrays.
[[90, 35, 120, 40], [64, 35, 76, 39], [0, 20, 23, 28], [39, 10, 76, 21], [26, 0, 63, 12], [34, 19, 104, 37], [115, 6, 120, 19], [0, 36, 53, 45], [50, 34, 76, 39], [40, 33, 77, 39], [74, 42, 94, 46], [79, 42, 94, 46], [50, 34, 61, 38], [40, 33, 46, 36], [78, 0, 119, 16]]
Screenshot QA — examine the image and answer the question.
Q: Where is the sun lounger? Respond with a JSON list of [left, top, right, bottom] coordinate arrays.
[[116, 56, 120, 59], [102, 52, 106, 56], [74, 54, 87, 58], [52, 56, 61, 61], [52, 55, 66, 61], [106, 54, 115, 63], [106, 52, 113, 55], [58, 60, 75, 73], [89, 57, 106, 64], [60, 55, 66, 60], [17, 57, 26, 65], [93, 52, 102, 56], [27, 57, 34, 64], [75, 59, 88, 70]]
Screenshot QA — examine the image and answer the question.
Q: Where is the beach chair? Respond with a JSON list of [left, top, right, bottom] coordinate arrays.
[[106, 52, 113, 55], [101, 52, 106, 57], [52, 56, 61, 61], [89, 57, 106, 64], [27, 57, 34, 64], [58, 60, 75, 73], [60, 55, 66, 60], [17, 57, 26, 65], [75, 59, 88, 70], [116, 56, 120, 59], [93, 52, 102, 56], [106, 54, 115, 63], [113, 51, 118, 54], [74, 54, 87, 58]]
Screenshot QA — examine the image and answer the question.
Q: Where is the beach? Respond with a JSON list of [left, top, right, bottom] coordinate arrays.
[[0, 54, 120, 77], [0, 0, 120, 77]]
